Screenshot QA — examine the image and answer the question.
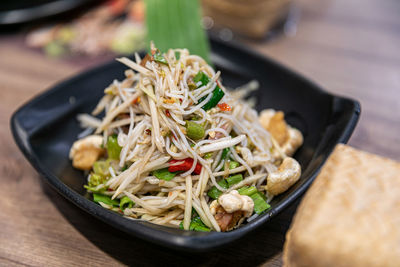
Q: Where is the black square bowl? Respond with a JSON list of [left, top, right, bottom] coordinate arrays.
[[11, 39, 360, 252]]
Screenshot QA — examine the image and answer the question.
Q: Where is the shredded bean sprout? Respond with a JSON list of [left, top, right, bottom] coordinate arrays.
[[70, 44, 303, 233]]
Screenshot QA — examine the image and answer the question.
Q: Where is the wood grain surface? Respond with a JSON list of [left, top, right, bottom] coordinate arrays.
[[0, 0, 399, 266]]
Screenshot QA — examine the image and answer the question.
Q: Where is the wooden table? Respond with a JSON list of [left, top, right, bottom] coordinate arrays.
[[0, 0, 399, 266]]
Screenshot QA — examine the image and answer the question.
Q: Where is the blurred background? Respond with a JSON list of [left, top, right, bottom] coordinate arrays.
[[0, 0, 299, 62], [0, 0, 399, 266]]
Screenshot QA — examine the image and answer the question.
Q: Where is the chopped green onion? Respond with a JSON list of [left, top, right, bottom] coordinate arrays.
[[188, 83, 197, 90], [180, 213, 210, 232], [152, 51, 168, 64], [193, 71, 209, 85], [202, 87, 224, 111], [226, 174, 243, 187], [238, 186, 258, 196], [204, 152, 213, 159], [229, 161, 240, 169], [186, 121, 205, 140], [207, 174, 243, 199], [152, 168, 178, 181], [107, 135, 122, 160], [190, 219, 211, 232], [88, 173, 103, 187], [84, 184, 106, 193], [221, 147, 230, 160], [191, 224, 210, 232], [120, 196, 134, 210], [250, 191, 271, 214], [207, 179, 228, 199], [93, 193, 119, 207], [194, 71, 225, 111], [121, 164, 128, 171], [93, 160, 110, 177]]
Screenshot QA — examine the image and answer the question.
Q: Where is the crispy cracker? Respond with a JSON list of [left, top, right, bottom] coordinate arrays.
[[283, 144, 400, 267]]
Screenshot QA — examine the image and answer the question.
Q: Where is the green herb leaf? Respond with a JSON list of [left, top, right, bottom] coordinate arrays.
[[120, 196, 135, 210], [180, 213, 211, 232], [250, 191, 271, 214], [194, 71, 225, 110], [88, 173, 104, 187], [229, 161, 240, 170], [153, 168, 178, 181], [193, 71, 209, 84], [238, 186, 257, 196], [93, 193, 119, 207], [226, 174, 243, 187], [207, 179, 228, 199], [107, 135, 122, 160], [93, 161, 110, 177], [221, 147, 230, 160], [152, 51, 168, 64], [84, 184, 106, 193]]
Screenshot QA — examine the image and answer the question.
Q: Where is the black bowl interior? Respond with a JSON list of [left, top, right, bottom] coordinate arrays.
[[11, 39, 360, 251]]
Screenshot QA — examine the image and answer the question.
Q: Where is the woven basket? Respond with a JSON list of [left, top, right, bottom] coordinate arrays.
[[202, 0, 292, 38]]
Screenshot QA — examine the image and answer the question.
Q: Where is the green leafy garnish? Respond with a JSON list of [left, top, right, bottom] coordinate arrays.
[[250, 191, 271, 214], [93, 160, 110, 177], [93, 193, 119, 207], [120, 196, 135, 210], [204, 152, 213, 159], [107, 135, 122, 160], [152, 51, 168, 64], [207, 174, 243, 199], [207, 179, 228, 199], [84, 184, 106, 193], [221, 147, 230, 160], [193, 71, 209, 85], [229, 161, 240, 170], [152, 168, 178, 181], [88, 173, 104, 187], [238, 186, 257, 196], [179, 209, 210, 232], [226, 174, 243, 187], [194, 71, 225, 110]]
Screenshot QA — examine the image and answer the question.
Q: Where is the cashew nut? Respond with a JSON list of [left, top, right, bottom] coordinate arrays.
[[69, 135, 104, 170], [210, 199, 220, 215], [266, 157, 301, 196], [210, 190, 255, 231], [210, 190, 254, 217], [259, 109, 303, 157], [259, 109, 275, 130], [259, 109, 288, 145], [282, 127, 303, 157]]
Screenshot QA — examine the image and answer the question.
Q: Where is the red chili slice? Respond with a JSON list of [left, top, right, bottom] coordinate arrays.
[[168, 158, 202, 175], [217, 103, 231, 111], [132, 97, 140, 104]]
